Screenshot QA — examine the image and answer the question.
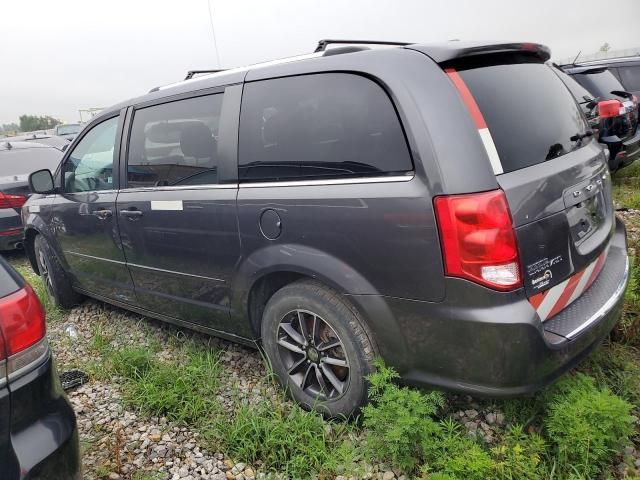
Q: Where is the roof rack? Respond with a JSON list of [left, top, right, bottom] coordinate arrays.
[[184, 69, 225, 80], [314, 39, 410, 53]]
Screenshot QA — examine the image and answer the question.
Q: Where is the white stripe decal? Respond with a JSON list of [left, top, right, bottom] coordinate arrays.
[[536, 278, 569, 321], [150, 200, 183, 211], [567, 261, 596, 306], [478, 128, 503, 175]]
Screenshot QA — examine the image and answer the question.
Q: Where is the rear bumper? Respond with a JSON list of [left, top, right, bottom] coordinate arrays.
[[8, 353, 81, 480], [0, 230, 24, 251], [350, 217, 628, 396], [0, 208, 24, 250]]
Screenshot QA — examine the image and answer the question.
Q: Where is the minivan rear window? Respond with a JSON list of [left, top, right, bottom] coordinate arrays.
[[457, 63, 589, 173]]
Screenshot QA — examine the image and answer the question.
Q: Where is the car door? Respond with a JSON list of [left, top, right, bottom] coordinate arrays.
[[49, 112, 135, 301], [116, 86, 242, 334]]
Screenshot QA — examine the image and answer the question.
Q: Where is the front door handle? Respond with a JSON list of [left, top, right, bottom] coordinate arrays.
[[120, 209, 143, 220], [92, 209, 112, 220]]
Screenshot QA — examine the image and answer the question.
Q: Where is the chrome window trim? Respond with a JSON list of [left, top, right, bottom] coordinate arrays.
[[566, 255, 629, 339], [118, 184, 238, 193], [63, 189, 118, 195], [239, 174, 415, 189]]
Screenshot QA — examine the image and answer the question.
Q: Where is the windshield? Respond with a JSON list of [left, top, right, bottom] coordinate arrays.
[[458, 62, 589, 173], [57, 124, 82, 135]]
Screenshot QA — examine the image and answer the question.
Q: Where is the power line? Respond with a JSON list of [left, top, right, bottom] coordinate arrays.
[[207, 0, 222, 68]]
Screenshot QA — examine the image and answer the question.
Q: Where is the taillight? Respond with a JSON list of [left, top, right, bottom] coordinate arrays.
[[434, 190, 522, 291], [0, 284, 47, 380], [0, 192, 27, 209], [598, 99, 623, 119]]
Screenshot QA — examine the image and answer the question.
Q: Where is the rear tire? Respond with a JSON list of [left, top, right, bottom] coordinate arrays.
[[261, 279, 376, 418], [34, 235, 82, 309]]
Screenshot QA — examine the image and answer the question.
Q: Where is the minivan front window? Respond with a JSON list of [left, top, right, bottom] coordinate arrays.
[[62, 116, 118, 193], [458, 63, 589, 173]]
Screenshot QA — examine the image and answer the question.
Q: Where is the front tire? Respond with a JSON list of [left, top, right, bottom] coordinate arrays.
[[261, 280, 376, 418], [34, 235, 82, 309]]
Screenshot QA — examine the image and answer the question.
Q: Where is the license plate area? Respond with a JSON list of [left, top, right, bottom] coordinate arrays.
[[564, 174, 607, 246]]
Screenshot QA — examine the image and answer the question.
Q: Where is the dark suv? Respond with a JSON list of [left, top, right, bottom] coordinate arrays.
[[560, 64, 640, 171], [23, 40, 629, 417]]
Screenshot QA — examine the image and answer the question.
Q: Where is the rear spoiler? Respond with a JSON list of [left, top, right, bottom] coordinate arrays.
[[408, 41, 551, 64]]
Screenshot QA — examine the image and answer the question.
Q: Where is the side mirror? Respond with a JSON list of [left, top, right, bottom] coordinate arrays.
[[29, 169, 55, 194]]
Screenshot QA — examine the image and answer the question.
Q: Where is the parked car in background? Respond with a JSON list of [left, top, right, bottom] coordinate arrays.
[[54, 123, 83, 142], [571, 56, 640, 99], [0, 141, 63, 250], [560, 64, 639, 171], [2, 133, 70, 151], [0, 256, 81, 479], [24, 40, 628, 417]]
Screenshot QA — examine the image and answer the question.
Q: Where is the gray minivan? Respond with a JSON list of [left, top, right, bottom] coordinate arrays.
[[23, 41, 629, 417]]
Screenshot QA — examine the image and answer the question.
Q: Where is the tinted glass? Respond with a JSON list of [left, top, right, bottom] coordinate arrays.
[[618, 66, 640, 91], [571, 70, 626, 98], [459, 63, 588, 173], [63, 116, 118, 193], [127, 95, 222, 188], [238, 73, 412, 182]]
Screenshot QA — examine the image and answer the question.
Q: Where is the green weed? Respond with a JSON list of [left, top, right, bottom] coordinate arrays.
[[544, 373, 634, 478], [363, 360, 445, 472]]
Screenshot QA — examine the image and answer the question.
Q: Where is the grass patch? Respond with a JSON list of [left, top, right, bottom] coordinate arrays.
[[110, 346, 221, 424], [209, 401, 338, 478], [544, 373, 634, 478]]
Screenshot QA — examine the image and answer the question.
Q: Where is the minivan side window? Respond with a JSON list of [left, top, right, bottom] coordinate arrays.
[[126, 94, 223, 188], [238, 73, 412, 182], [62, 116, 118, 193]]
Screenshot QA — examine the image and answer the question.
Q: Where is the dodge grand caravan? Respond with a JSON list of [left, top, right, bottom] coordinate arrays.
[[22, 40, 629, 417]]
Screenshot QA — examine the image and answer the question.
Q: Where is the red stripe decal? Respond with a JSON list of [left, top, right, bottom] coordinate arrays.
[[529, 290, 548, 310], [445, 68, 488, 129], [545, 271, 584, 319]]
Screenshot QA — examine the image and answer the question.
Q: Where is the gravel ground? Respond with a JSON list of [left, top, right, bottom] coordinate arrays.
[[52, 301, 271, 480]]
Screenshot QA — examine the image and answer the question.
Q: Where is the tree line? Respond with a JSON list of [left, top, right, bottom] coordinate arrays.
[[0, 115, 62, 135]]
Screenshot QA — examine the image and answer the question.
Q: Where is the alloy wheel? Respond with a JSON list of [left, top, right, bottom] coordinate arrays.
[[276, 309, 350, 400]]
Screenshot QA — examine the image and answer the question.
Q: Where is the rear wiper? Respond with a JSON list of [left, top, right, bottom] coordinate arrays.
[[570, 131, 594, 142]]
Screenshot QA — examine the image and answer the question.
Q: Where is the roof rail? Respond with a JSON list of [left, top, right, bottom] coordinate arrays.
[[184, 69, 225, 80], [314, 39, 410, 53]]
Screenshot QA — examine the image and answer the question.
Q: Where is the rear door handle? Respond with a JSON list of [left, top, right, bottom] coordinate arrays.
[[92, 209, 112, 220], [120, 209, 143, 220]]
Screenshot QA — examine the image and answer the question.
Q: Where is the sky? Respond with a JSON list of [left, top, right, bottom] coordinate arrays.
[[1, 0, 639, 125]]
